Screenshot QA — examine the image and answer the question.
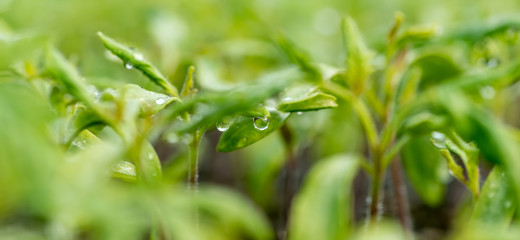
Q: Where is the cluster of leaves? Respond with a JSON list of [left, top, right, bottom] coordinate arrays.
[[2, 7, 520, 240]]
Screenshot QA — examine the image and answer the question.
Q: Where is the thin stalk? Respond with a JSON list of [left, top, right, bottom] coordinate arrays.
[[390, 156, 412, 231], [369, 146, 383, 221], [320, 81, 379, 152], [187, 130, 202, 190], [279, 124, 297, 240]]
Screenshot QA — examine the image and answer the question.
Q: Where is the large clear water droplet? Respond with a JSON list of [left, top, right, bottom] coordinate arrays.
[[216, 121, 229, 132], [124, 62, 134, 69], [155, 98, 166, 105], [253, 117, 269, 131], [480, 86, 496, 100], [431, 131, 446, 148]]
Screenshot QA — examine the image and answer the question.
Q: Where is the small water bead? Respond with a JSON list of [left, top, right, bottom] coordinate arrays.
[[431, 131, 447, 148], [296, 111, 303, 115], [124, 62, 134, 69], [253, 117, 269, 131], [155, 98, 166, 105], [216, 121, 230, 132]]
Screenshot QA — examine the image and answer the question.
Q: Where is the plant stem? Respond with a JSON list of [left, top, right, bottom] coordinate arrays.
[[279, 124, 297, 240], [369, 146, 383, 221], [188, 130, 202, 190], [390, 156, 412, 231]]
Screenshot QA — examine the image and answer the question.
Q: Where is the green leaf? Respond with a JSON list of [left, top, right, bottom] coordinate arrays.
[[97, 32, 179, 97], [181, 65, 195, 98], [172, 73, 293, 134], [138, 141, 162, 184], [196, 187, 274, 240], [111, 161, 137, 183], [278, 84, 338, 112], [401, 135, 448, 206], [441, 20, 520, 43], [342, 16, 372, 93], [117, 84, 178, 117], [45, 47, 107, 120], [288, 154, 360, 240], [471, 167, 515, 228], [71, 130, 137, 182], [396, 25, 437, 47], [216, 109, 290, 152], [430, 130, 480, 197], [399, 111, 448, 136], [411, 53, 462, 90]]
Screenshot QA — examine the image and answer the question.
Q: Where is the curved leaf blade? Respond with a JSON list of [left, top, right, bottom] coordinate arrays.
[[97, 32, 179, 97], [216, 109, 290, 152], [278, 92, 337, 112], [471, 167, 515, 228]]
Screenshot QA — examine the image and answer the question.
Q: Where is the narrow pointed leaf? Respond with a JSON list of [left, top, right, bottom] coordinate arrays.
[[97, 32, 179, 97], [181, 65, 195, 98], [342, 16, 372, 92]]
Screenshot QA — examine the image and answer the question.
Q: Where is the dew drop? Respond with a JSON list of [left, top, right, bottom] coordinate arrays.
[[216, 121, 229, 132], [297, 111, 303, 115], [124, 62, 134, 69], [431, 131, 446, 148], [148, 153, 154, 159], [253, 117, 269, 131], [480, 86, 496, 100], [155, 98, 166, 105], [282, 97, 293, 102]]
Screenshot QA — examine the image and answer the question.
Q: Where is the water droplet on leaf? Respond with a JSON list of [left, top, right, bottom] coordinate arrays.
[[216, 121, 229, 132], [431, 131, 446, 148], [253, 117, 269, 131], [155, 98, 166, 105], [124, 62, 134, 69], [297, 111, 303, 115]]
